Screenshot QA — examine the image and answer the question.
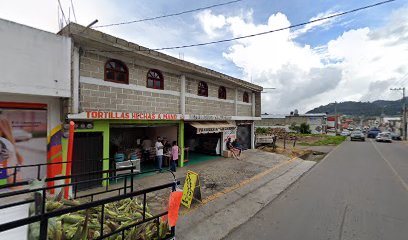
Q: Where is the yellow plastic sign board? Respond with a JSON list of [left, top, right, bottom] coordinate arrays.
[[181, 170, 201, 208]]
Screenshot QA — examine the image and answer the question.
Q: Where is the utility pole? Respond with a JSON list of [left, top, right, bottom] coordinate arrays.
[[390, 87, 406, 140], [334, 101, 338, 134]]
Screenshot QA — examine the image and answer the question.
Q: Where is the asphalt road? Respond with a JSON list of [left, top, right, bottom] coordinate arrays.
[[226, 140, 408, 240]]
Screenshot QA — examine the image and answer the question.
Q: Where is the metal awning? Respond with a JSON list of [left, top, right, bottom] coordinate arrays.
[[189, 121, 236, 134]]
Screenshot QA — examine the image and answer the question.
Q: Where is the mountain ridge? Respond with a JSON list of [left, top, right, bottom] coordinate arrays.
[[307, 97, 408, 116]]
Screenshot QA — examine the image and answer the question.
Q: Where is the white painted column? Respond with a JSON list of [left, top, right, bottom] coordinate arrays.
[[252, 92, 256, 117], [72, 47, 80, 113], [234, 88, 238, 116], [180, 74, 186, 115]]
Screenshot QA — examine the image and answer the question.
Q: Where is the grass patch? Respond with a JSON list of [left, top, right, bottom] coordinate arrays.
[[298, 135, 346, 146]]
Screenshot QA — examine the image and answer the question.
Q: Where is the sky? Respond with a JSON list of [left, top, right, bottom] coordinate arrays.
[[1, 0, 408, 114]]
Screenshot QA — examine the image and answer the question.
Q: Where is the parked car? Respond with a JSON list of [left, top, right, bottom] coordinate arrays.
[[390, 132, 402, 141], [12, 129, 33, 142], [367, 128, 381, 138], [350, 131, 365, 141], [340, 130, 350, 136], [376, 132, 392, 143]]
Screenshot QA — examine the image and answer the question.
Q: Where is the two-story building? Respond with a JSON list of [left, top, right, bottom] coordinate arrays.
[[58, 23, 262, 184]]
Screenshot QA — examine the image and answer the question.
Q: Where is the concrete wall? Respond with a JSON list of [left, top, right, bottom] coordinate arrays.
[[79, 82, 180, 113], [255, 118, 286, 126], [0, 19, 71, 97], [237, 104, 252, 116], [185, 97, 235, 116], [255, 93, 261, 117], [77, 52, 258, 117], [256, 116, 326, 134], [80, 52, 181, 92]]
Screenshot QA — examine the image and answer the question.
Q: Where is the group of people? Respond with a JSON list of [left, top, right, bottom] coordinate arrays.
[[141, 136, 179, 173]]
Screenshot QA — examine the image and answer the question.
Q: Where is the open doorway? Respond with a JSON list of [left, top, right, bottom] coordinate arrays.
[[109, 124, 178, 173], [184, 123, 221, 165]]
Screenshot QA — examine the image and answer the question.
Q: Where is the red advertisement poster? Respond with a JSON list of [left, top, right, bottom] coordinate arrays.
[[0, 103, 47, 187]]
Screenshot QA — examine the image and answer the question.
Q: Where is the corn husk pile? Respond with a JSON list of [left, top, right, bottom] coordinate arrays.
[[28, 194, 170, 240]]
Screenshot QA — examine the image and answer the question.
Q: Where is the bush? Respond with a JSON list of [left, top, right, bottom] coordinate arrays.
[[255, 127, 269, 134], [299, 123, 311, 134], [289, 123, 311, 134]]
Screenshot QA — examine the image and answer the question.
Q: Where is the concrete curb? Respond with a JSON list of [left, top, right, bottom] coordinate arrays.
[[176, 159, 316, 240]]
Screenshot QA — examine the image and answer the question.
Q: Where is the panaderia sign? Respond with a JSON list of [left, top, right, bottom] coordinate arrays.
[[68, 111, 184, 120]]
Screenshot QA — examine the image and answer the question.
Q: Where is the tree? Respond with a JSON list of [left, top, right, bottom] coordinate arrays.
[[299, 123, 311, 134], [289, 123, 300, 133]]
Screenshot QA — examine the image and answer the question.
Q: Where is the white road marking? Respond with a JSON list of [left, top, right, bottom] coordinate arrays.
[[371, 140, 408, 193]]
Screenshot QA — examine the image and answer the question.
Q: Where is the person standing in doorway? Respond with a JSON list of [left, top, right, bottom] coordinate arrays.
[[170, 141, 179, 172], [141, 136, 152, 162], [155, 137, 164, 173]]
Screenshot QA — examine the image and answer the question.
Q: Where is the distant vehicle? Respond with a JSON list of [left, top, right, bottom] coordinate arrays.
[[390, 132, 402, 141], [367, 128, 381, 138], [376, 132, 392, 143], [12, 129, 33, 142], [350, 131, 365, 141], [340, 130, 350, 136], [347, 127, 354, 131]]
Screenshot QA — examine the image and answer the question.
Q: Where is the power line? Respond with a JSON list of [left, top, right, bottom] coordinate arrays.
[[86, 0, 395, 53], [152, 0, 395, 51], [93, 0, 243, 28], [71, 0, 77, 23], [57, 0, 68, 25]]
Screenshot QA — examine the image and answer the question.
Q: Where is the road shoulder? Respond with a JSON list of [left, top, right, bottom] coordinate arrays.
[[176, 158, 315, 240]]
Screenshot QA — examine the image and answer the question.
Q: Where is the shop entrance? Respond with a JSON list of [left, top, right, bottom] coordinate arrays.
[[109, 124, 178, 173], [72, 132, 103, 191], [184, 123, 222, 165]]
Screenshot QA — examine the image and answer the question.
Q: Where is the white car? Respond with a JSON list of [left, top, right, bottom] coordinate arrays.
[[376, 132, 392, 143], [340, 130, 350, 136]]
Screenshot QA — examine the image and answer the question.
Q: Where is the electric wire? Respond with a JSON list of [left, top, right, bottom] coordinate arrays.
[[86, 0, 395, 53], [57, 0, 68, 25], [152, 0, 395, 51], [93, 0, 243, 28], [71, 0, 78, 22]]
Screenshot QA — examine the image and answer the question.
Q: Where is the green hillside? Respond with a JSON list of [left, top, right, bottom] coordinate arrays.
[[307, 98, 408, 116]]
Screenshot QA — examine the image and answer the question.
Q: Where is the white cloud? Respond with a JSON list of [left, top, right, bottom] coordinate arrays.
[[291, 10, 340, 38], [195, 9, 226, 39], [197, 7, 408, 113]]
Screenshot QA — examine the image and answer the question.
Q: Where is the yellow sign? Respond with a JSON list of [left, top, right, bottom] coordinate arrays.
[[181, 171, 201, 208]]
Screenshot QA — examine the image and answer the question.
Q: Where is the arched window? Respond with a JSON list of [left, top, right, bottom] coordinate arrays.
[[243, 92, 249, 103], [198, 81, 208, 97], [218, 86, 226, 99], [147, 69, 164, 90], [104, 59, 128, 84]]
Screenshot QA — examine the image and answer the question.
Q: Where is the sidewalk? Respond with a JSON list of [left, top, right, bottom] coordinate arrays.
[[176, 158, 315, 240]]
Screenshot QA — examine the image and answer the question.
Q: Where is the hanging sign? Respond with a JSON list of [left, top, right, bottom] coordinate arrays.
[[181, 171, 202, 208]]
